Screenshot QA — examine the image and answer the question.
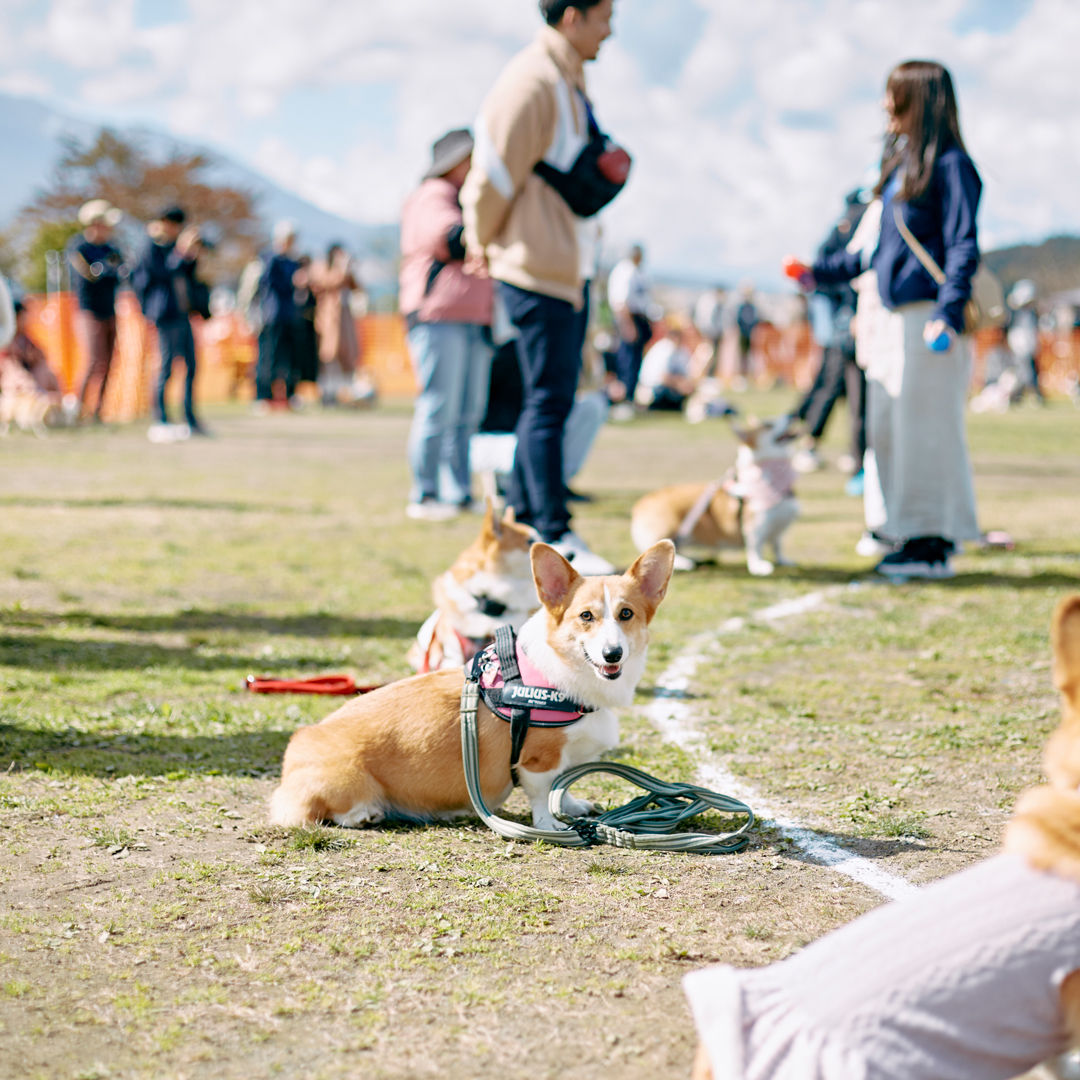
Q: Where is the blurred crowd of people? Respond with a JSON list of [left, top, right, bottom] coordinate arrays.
[[0, 197, 372, 443], [1, 0, 1074, 585]]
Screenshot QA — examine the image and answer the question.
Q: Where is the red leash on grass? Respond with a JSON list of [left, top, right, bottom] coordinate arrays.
[[244, 675, 384, 696]]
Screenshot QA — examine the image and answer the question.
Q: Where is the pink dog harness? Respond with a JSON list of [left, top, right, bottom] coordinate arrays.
[[468, 626, 592, 773]]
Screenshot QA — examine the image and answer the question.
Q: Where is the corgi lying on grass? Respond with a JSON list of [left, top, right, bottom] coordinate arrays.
[[631, 416, 799, 575], [270, 540, 675, 832], [686, 595, 1080, 1080], [407, 502, 538, 673]]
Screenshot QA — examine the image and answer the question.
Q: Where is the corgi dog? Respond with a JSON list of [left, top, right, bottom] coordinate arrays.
[[406, 502, 539, 673], [689, 594, 1080, 1080], [630, 416, 798, 576], [0, 360, 58, 438], [269, 540, 675, 832]]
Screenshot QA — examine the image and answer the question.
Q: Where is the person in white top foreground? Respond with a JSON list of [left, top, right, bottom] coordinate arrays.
[[607, 244, 652, 420], [684, 594, 1080, 1080]]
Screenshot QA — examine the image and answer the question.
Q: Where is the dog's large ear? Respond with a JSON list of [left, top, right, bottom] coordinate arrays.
[[626, 540, 675, 620], [482, 497, 502, 538], [1053, 595, 1080, 704], [531, 543, 581, 617]]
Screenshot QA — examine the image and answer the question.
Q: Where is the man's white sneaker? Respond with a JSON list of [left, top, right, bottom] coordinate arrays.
[[406, 499, 459, 522], [856, 531, 895, 558], [147, 423, 189, 444], [793, 447, 822, 474], [551, 531, 616, 576], [609, 402, 635, 423]]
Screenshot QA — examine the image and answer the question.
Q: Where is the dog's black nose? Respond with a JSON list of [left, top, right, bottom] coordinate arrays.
[[602, 645, 623, 664]]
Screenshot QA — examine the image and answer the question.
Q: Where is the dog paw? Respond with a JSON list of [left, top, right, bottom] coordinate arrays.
[[672, 553, 697, 572], [747, 559, 775, 576], [332, 805, 386, 828], [531, 812, 569, 832], [560, 794, 598, 818]]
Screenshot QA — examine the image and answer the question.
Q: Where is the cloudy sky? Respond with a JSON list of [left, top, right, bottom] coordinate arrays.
[[1, 0, 1078, 284]]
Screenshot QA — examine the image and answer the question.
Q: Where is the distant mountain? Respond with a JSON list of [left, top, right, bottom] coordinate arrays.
[[982, 236, 1080, 300], [0, 92, 399, 295]]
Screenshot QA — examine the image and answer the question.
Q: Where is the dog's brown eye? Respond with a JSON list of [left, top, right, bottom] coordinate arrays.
[[619, 608, 633, 621], [579, 611, 593, 622]]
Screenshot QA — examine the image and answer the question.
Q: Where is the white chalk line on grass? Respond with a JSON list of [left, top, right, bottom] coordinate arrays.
[[645, 588, 919, 901]]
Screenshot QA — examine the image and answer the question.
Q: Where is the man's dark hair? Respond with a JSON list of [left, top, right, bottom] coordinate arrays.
[[539, 0, 603, 26]]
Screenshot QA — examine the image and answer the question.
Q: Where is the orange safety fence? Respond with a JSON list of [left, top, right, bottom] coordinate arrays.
[[17, 293, 421, 421], [970, 327, 1080, 397], [15, 295, 1080, 419]]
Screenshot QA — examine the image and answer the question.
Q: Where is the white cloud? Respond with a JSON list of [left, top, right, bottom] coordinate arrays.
[[5, 0, 1080, 284]]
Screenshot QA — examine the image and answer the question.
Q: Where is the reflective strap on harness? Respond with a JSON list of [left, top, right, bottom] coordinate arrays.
[[459, 674, 756, 853], [494, 624, 530, 773]]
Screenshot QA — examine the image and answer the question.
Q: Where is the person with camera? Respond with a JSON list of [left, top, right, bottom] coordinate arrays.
[[67, 200, 125, 423], [132, 205, 209, 439], [461, 0, 627, 575]]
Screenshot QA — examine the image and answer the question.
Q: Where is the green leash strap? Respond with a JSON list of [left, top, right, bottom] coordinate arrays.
[[460, 678, 755, 854]]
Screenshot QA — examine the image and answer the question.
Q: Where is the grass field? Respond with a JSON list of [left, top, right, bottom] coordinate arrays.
[[1, 392, 1079, 1080]]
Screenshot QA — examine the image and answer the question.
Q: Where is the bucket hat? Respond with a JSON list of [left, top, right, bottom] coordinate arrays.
[[424, 129, 474, 180], [78, 199, 122, 228]]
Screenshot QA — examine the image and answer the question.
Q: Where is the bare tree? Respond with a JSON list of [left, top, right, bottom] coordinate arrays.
[[12, 128, 264, 288]]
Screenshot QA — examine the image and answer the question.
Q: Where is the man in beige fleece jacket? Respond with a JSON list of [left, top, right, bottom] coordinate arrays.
[[461, 0, 617, 576]]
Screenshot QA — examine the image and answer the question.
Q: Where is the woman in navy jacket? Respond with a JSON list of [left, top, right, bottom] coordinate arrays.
[[813, 61, 981, 579]]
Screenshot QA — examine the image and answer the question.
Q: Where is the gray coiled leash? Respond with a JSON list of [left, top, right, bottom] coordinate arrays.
[[459, 678, 755, 853]]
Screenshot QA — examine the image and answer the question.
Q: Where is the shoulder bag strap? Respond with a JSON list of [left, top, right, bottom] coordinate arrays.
[[892, 204, 946, 286]]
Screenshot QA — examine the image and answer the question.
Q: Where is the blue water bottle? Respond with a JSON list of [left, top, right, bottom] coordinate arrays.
[[927, 328, 952, 352]]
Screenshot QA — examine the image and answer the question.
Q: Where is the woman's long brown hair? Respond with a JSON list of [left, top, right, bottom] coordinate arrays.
[[876, 60, 967, 203]]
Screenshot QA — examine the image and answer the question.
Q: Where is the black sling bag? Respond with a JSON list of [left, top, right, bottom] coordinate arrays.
[[534, 95, 631, 218]]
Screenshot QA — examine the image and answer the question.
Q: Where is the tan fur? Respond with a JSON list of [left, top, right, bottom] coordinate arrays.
[[269, 667, 566, 824], [406, 502, 537, 672], [631, 483, 744, 552], [270, 540, 675, 828], [444, 502, 532, 587]]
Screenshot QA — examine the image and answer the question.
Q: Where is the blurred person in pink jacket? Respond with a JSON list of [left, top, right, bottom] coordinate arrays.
[[400, 129, 494, 521]]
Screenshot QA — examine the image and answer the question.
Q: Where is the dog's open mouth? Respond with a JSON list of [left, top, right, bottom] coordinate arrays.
[[584, 647, 623, 680]]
